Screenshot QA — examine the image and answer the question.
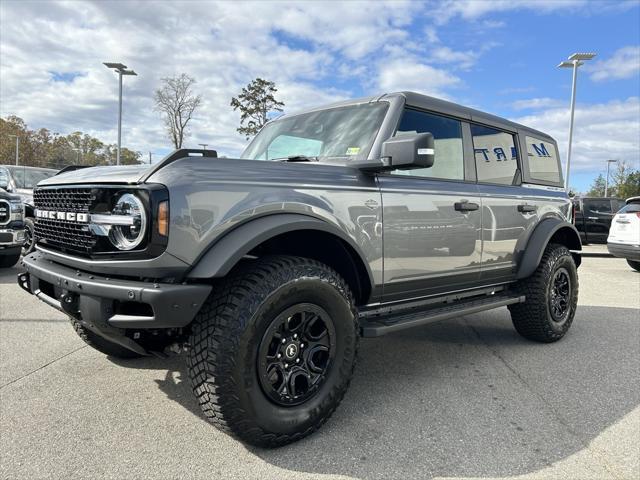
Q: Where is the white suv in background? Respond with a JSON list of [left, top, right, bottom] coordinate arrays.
[[607, 196, 640, 271]]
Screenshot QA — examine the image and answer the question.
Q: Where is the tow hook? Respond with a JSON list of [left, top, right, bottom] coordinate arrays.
[[60, 290, 80, 316]]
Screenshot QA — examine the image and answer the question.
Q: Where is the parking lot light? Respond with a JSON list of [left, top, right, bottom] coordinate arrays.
[[558, 52, 596, 192], [103, 62, 137, 166]]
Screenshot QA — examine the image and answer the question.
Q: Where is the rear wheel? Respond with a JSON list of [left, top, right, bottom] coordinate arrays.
[[627, 259, 640, 272], [69, 317, 142, 359], [509, 243, 578, 342], [187, 255, 358, 447]]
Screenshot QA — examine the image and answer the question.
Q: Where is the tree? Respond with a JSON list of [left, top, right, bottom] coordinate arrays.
[[1, 115, 142, 168], [586, 174, 606, 197], [154, 73, 202, 149], [230, 78, 284, 139], [612, 161, 640, 199]]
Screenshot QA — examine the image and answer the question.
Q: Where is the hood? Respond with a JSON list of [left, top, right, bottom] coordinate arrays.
[[38, 164, 152, 187]]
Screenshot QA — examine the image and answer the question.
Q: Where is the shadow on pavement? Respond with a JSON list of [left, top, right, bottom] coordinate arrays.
[[109, 304, 640, 479], [0, 263, 21, 285]]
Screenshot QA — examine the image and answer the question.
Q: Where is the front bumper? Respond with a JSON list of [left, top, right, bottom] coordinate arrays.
[[607, 242, 640, 261], [0, 228, 25, 249], [18, 251, 211, 354]]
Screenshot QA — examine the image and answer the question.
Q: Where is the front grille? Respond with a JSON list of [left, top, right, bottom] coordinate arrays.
[[33, 188, 94, 213], [33, 187, 96, 254], [0, 232, 13, 243], [0, 200, 9, 225]]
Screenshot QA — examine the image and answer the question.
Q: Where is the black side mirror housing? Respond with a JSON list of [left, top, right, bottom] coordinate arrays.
[[381, 132, 435, 170], [354, 133, 435, 172]]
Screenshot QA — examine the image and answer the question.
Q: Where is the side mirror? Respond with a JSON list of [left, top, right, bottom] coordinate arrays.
[[0, 180, 9, 191], [382, 132, 435, 170], [354, 133, 435, 172]]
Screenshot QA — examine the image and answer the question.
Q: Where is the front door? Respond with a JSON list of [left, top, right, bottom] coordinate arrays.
[[378, 108, 482, 302]]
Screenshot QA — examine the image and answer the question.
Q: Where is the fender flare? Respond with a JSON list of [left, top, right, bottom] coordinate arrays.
[[186, 213, 375, 291], [516, 218, 582, 279]]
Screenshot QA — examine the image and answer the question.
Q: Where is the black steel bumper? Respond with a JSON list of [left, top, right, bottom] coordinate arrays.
[[18, 251, 212, 354], [607, 242, 640, 261]]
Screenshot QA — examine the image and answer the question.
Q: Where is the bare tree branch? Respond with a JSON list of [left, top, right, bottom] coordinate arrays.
[[154, 73, 202, 149]]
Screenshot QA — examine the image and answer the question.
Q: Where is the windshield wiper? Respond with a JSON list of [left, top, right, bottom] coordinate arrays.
[[273, 155, 319, 163]]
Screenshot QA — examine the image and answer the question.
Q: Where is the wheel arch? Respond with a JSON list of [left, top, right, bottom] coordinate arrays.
[[516, 218, 582, 280], [186, 213, 375, 305]]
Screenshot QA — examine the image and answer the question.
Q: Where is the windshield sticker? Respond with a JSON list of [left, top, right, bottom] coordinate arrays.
[[345, 147, 360, 156]]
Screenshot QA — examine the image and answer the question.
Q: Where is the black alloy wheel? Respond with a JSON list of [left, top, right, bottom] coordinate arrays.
[[549, 267, 571, 322], [258, 303, 336, 406]]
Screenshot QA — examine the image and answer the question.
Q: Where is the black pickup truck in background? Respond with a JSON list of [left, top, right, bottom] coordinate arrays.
[[572, 197, 625, 244]]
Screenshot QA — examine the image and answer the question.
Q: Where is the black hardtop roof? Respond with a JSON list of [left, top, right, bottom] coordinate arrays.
[[285, 91, 555, 142]]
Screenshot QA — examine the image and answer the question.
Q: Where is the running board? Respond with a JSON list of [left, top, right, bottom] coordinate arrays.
[[360, 294, 525, 337]]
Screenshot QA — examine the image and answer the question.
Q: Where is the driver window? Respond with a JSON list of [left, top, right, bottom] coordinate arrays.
[[392, 109, 464, 180]]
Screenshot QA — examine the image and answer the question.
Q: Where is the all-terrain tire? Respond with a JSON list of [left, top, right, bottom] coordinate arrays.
[[69, 317, 142, 358], [0, 251, 20, 268], [508, 243, 578, 343], [187, 255, 359, 448], [627, 259, 640, 272]]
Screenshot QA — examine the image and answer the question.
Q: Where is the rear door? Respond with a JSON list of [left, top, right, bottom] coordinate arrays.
[[583, 199, 615, 243], [470, 123, 534, 282], [378, 108, 482, 302]]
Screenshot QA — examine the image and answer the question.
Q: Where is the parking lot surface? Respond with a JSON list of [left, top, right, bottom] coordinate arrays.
[[1, 254, 639, 480]]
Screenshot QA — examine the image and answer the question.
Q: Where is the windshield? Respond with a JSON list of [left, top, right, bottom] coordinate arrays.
[[7, 166, 57, 188], [241, 103, 388, 161]]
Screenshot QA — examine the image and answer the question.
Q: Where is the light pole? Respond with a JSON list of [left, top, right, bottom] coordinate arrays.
[[148, 151, 155, 164], [8, 134, 19, 165], [558, 52, 596, 192], [198, 143, 209, 150], [103, 62, 137, 166], [605, 159, 618, 197]]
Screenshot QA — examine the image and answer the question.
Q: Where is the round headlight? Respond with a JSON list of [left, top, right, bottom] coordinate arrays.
[[108, 193, 147, 250]]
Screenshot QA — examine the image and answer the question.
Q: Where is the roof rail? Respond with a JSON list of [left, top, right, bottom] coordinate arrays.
[[139, 148, 218, 183]]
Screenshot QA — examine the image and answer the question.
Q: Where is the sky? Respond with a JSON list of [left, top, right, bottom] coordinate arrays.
[[1, 0, 639, 192]]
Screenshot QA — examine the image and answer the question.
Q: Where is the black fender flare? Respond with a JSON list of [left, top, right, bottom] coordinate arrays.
[[186, 213, 375, 291], [516, 218, 582, 280]]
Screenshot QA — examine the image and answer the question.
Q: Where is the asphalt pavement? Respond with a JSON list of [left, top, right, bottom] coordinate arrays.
[[1, 254, 638, 480]]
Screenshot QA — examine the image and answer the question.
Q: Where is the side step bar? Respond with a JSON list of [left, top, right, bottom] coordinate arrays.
[[360, 294, 525, 337]]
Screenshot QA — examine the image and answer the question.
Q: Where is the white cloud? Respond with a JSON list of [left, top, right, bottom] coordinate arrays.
[[587, 46, 640, 82], [514, 97, 640, 173], [377, 59, 461, 98], [0, 1, 424, 158], [511, 97, 565, 110]]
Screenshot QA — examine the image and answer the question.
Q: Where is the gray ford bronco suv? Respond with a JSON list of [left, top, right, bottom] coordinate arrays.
[[18, 92, 581, 447]]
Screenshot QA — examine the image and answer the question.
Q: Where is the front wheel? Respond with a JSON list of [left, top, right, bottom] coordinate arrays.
[[509, 243, 578, 342], [22, 218, 35, 256], [187, 255, 358, 447], [627, 259, 640, 272]]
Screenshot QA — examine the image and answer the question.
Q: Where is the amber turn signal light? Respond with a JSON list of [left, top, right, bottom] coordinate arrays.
[[157, 200, 169, 236]]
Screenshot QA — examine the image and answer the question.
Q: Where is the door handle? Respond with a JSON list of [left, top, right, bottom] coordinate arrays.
[[517, 204, 537, 213], [454, 201, 479, 212], [587, 216, 598, 221]]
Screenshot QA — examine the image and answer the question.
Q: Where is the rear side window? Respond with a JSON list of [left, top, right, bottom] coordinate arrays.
[[525, 136, 561, 184], [619, 203, 640, 213], [393, 109, 464, 180], [587, 199, 612, 214], [471, 124, 518, 185]]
